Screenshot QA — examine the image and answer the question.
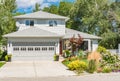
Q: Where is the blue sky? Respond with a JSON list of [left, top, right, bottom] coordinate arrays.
[[16, 0, 75, 13]]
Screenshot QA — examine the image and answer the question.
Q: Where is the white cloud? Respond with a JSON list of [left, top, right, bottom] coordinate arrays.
[[16, 0, 44, 8], [47, 0, 60, 2], [40, 3, 50, 9]]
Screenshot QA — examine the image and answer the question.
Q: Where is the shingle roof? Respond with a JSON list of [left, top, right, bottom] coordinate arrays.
[[64, 28, 101, 39], [4, 27, 101, 39], [14, 11, 69, 21], [4, 27, 63, 38]]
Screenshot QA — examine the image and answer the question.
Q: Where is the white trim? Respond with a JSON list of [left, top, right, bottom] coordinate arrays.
[[88, 39, 91, 51]]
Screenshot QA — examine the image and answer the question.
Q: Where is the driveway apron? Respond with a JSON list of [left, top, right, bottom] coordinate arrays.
[[0, 61, 75, 78]]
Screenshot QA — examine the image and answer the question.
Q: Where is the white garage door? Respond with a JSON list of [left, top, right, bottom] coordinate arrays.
[[12, 42, 55, 61]]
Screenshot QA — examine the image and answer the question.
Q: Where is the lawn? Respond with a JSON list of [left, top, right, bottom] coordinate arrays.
[[0, 62, 5, 68]]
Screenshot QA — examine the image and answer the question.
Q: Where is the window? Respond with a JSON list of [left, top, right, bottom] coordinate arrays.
[[13, 47, 19, 51], [30, 20, 34, 26], [25, 20, 29, 26], [49, 20, 57, 27], [49, 47, 54, 51], [28, 47, 33, 51], [42, 47, 47, 51], [21, 47, 26, 51], [35, 47, 40, 51], [25, 20, 34, 26]]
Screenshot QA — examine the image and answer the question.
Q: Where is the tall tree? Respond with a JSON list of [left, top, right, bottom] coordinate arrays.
[[43, 5, 58, 14], [69, 0, 112, 36], [33, 3, 40, 12], [58, 1, 72, 16], [0, 0, 16, 43]]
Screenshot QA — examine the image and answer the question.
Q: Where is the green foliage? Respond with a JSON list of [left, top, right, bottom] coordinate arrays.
[[58, 2, 72, 16], [68, 60, 87, 73], [43, 5, 58, 14], [68, 0, 120, 38], [0, 62, 5, 68], [77, 50, 86, 59], [0, 0, 16, 45], [69, 0, 111, 36], [103, 53, 119, 64], [0, 50, 3, 59], [62, 59, 71, 66], [43, 1, 72, 16], [87, 60, 96, 73], [102, 66, 112, 73], [99, 50, 120, 72], [33, 3, 40, 12], [99, 32, 120, 49], [69, 56, 78, 61], [64, 50, 71, 57], [5, 55, 8, 62], [97, 46, 107, 54]]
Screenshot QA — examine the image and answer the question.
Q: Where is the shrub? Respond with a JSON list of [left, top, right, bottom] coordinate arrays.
[[5, 55, 8, 62], [102, 66, 112, 73], [97, 46, 107, 54], [88, 51, 102, 63], [77, 50, 86, 59], [69, 56, 78, 61], [102, 53, 119, 64], [67, 60, 87, 73], [0, 50, 7, 61], [87, 60, 96, 73], [64, 50, 71, 57], [0, 50, 3, 60]]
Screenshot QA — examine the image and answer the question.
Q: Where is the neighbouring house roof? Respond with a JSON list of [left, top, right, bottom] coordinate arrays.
[[14, 11, 69, 21], [4, 27, 63, 38], [64, 28, 101, 39]]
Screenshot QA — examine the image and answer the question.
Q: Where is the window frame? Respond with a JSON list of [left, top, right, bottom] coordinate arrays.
[[25, 20, 34, 26], [49, 20, 57, 27]]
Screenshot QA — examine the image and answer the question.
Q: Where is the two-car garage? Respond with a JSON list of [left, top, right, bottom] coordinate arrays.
[[12, 42, 56, 61], [4, 27, 61, 61]]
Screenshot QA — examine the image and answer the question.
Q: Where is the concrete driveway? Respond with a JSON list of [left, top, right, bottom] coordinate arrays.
[[0, 61, 75, 78]]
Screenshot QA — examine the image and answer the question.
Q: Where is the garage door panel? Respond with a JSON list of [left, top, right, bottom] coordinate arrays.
[[12, 42, 55, 61]]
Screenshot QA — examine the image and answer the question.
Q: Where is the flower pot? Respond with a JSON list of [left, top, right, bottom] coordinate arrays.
[[54, 55, 59, 61], [8, 57, 11, 62]]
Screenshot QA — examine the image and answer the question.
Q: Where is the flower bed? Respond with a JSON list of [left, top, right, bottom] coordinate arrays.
[[62, 47, 120, 75]]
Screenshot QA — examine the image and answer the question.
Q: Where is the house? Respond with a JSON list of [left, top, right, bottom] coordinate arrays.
[[4, 11, 101, 61]]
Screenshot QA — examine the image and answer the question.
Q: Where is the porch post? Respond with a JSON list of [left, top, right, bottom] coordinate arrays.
[[7, 41, 13, 54], [92, 40, 98, 51], [59, 40, 63, 55], [56, 41, 60, 54], [88, 39, 91, 51]]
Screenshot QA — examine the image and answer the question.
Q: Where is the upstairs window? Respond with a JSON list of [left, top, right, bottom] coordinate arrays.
[[49, 20, 57, 27], [25, 20, 34, 26]]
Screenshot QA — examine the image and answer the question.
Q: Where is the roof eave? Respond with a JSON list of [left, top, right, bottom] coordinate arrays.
[[4, 35, 64, 38]]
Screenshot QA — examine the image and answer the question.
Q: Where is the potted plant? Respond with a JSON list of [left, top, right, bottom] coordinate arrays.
[[7, 54, 12, 62], [54, 54, 59, 61]]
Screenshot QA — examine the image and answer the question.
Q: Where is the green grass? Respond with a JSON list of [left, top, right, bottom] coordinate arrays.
[[62, 60, 71, 66], [0, 62, 5, 68]]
